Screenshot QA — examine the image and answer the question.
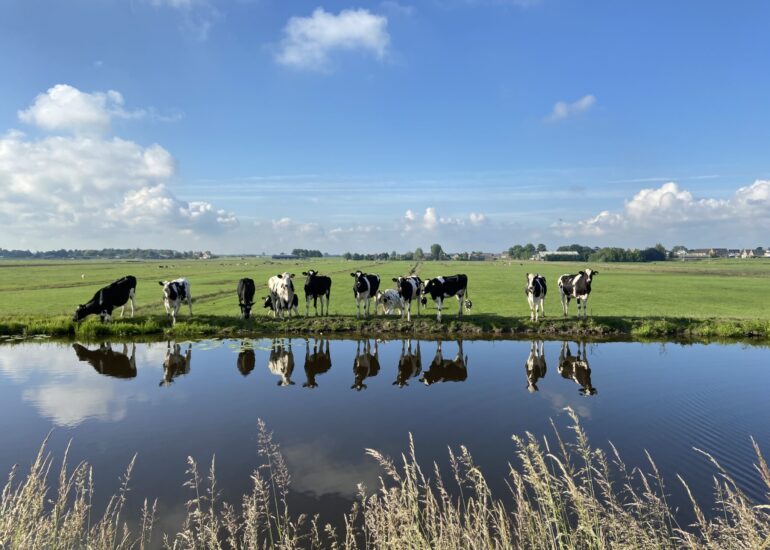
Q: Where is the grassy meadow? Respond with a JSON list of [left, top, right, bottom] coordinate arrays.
[[0, 257, 769, 340]]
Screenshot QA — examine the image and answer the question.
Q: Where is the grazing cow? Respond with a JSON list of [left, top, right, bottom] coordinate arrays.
[[267, 273, 296, 319], [268, 339, 295, 386], [558, 268, 598, 318], [237, 278, 256, 319], [420, 341, 468, 385], [73, 343, 136, 379], [351, 271, 381, 318], [351, 339, 380, 390], [159, 278, 192, 326], [73, 275, 137, 323], [421, 274, 470, 322], [393, 339, 422, 388], [525, 340, 547, 392], [237, 342, 255, 376], [525, 273, 547, 322], [160, 342, 192, 387], [303, 339, 331, 388], [375, 289, 404, 316], [263, 294, 299, 317], [391, 275, 423, 321], [302, 270, 332, 317], [558, 342, 596, 396]]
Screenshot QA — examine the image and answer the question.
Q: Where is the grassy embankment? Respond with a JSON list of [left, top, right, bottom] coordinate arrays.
[[1, 257, 769, 341], [2, 409, 768, 549]]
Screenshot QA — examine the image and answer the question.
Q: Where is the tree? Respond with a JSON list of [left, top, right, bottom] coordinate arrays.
[[342, 252, 352, 260], [537, 243, 547, 252], [415, 247, 424, 260], [430, 243, 444, 261]]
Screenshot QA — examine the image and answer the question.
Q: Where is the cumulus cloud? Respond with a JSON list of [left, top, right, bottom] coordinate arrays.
[[1, 85, 237, 245], [276, 8, 390, 71], [552, 180, 770, 242], [545, 94, 596, 123], [402, 207, 489, 232]]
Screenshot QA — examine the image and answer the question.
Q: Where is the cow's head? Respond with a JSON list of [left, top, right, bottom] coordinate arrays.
[[240, 301, 253, 319], [526, 273, 538, 294], [584, 268, 598, 282], [423, 278, 439, 298], [159, 280, 177, 301], [262, 295, 273, 309], [72, 304, 89, 322]]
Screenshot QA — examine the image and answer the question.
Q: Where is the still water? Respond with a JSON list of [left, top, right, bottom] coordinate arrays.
[[0, 337, 768, 531]]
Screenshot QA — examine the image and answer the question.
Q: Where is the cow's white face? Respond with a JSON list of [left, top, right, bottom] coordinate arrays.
[[526, 273, 536, 292], [584, 268, 597, 282]]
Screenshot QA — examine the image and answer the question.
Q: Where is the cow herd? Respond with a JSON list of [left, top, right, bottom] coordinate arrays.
[[71, 268, 599, 325], [71, 338, 596, 395]]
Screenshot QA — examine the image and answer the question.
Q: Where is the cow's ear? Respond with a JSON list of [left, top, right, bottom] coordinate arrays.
[[158, 281, 164, 286], [593, 270, 599, 275], [290, 273, 295, 278], [276, 274, 282, 278], [350, 273, 355, 277], [302, 272, 308, 276], [392, 277, 398, 282]]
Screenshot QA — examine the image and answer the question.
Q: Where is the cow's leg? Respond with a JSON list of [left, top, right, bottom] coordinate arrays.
[[405, 300, 411, 322], [314, 295, 319, 317], [457, 294, 463, 318], [561, 293, 569, 317], [539, 298, 545, 319], [436, 297, 443, 322], [129, 291, 136, 317], [188, 296, 193, 317], [356, 297, 361, 318], [528, 294, 535, 321]]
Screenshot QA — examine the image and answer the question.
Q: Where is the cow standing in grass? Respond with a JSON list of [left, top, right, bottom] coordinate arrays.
[[159, 278, 192, 326], [303, 339, 331, 388], [558, 269, 597, 318], [351, 271, 380, 319], [392, 275, 423, 321], [73, 275, 137, 323], [236, 278, 256, 319], [421, 275, 470, 322], [263, 294, 299, 317], [302, 270, 332, 317], [525, 340, 547, 393], [420, 341, 468, 385], [267, 273, 296, 319], [558, 342, 596, 396], [525, 273, 547, 322], [375, 289, 404, 316], [393, 339, 422, 387]]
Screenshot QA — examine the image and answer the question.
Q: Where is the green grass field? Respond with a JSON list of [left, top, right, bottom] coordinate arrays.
[[0, 257, 769, 340]]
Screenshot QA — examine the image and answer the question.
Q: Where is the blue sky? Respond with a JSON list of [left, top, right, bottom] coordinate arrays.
[[1, 0, 769, 253]]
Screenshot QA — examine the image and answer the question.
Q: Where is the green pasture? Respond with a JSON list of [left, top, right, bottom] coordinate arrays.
[[0, 257, 767, 321]]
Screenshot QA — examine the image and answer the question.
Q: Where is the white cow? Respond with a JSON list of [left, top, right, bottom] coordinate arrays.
[[267, 272, 296, 319], [375, 289, 404, 316], [525, 273, 547, 322], [159, 278, 192, 326]]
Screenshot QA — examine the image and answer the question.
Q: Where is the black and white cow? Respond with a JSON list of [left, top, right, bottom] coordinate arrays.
[[237, 342, 255, 376], [558, 268, 598, 318], [525, 340, 547, 393], [351, 339, 380, 390], [393, 339, 421, 388], [392, 275, 423, 321], [73, 275, 137, 323], [302, 270, 332, 317], [558, 342, 596, 396], [73, 343, 137, 379], [351, 271, 380, 318], [525, 273, 547, 322], [267, 273, 296, 319], [236, 278, 256, 319], [159, 278, 192, 326], [303, 339, 331, 388], [263, 294, 299, 317], [268, 338, 295, 386], [375, 289, 404, 316], [419, 340, 468, 385], [421, 274, 470, 322], [160, 342, 192, 387]]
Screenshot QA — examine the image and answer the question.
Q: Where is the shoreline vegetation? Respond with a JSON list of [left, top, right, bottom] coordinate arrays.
[[1, 313, 770, 344], [2, 409, 768, 549]]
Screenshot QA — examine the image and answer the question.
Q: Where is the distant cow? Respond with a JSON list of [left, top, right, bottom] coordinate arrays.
[[268, 339, 295, 386], [263, 294, 299, 317], [525, 273, 547, 322], [558, 269, 598, 318], [391, 275, 423, 321], [302, 270, 332, 317], [73, 343, 136, 379], [159, 278, 192, 326], [352, 339, 380, 390], [420, 341, 468, 385], [558, 342, 596, 396], [237, 278, 256, 319], [267, 273, 296, 319], [237, 342, 255, 376], [525, 340, 547, 392], [160, 342, 192, 387], [421, 275, 470, 322], [375, 289, 404, 316], [351, 271, 380, 318], [303, 339, 331, 388], [393, 339, 422, 388], [73, 275, 137, 323]]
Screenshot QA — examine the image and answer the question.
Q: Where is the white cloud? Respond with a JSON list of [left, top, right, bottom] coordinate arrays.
[[276, 8, 390, 71], [552, 180, 770, 243], [402, 207, 489, 232], [545, 94, 596, 123], [145, 0, 220, 40]]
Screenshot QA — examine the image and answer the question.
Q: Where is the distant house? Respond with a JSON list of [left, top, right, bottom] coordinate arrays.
[[532, 250, 579, 261], [272, 254, 299, 260]]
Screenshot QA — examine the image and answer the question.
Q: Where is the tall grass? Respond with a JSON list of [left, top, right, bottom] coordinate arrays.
[[2, 410, 769, 549]]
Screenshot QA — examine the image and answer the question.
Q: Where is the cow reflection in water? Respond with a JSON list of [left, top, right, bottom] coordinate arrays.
[[160, 342, 192, 387], [237, 342, 256, 376], [525, 340, 547, 392], [73, 343, 137, 379], [269, 339, 295, 386], [393, 339, 421, 387], [558, 342, 597, 396], [303, 339, 331, 388], [420, 341, 467, 386], [352, 339, 380, 391]]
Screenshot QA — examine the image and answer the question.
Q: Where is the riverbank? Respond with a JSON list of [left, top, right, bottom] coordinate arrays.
[[2, 313, 769, 343]]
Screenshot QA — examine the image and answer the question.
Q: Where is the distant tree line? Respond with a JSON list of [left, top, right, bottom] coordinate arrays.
[[290, 249, 323, 258], [0, 248, 213, 260], [550, 243, 668, 262]]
